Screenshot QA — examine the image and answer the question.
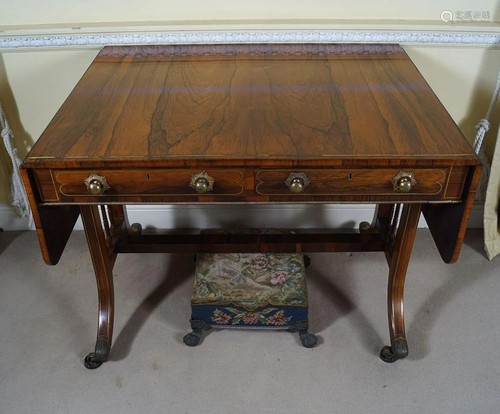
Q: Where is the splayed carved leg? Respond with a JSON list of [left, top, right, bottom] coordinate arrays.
[[380, 204, 421, 363], [81, 205, 115, 369]]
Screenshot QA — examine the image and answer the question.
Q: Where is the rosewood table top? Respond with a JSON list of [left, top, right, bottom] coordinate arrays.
[[25, 44, 477, 169]]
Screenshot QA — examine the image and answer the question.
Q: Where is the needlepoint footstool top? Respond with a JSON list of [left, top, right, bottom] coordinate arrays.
[[192, 253, 308, 311]]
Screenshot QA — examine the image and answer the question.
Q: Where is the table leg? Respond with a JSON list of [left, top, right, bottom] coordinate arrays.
[[380, 203, 421, 363], [80, 205, 115, 369], [373, 204, 393, 229]]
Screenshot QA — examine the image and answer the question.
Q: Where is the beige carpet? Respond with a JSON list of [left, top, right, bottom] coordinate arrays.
[[0, 229, 499, 413]]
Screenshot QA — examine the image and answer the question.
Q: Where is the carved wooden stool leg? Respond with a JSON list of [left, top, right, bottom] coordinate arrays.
[[183, 319, 212, 346], [380, 203, 421, 363], [289, 320, 318, 348], [81, 205, 115, 369]]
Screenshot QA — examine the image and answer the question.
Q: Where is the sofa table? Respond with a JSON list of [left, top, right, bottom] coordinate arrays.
[[20, 43, 481, 369]]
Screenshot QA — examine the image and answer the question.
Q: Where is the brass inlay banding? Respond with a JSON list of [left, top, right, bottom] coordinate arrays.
[[28, 153, 477, 160], [33, 169, 59, 202], [443, 166, 468, 200]]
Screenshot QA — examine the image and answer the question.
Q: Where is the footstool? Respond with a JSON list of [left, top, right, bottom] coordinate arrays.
[[183, 252, 317, 348]]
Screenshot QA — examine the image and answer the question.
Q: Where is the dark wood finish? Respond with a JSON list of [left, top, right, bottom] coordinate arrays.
[[107, 205, 126, 265], [80, 205, 114, 369], [256, 168, 446, 195], [24, 44, 477, 170], [383, 203, 421, 361], [32, 169, 58, 201], [423, 165, 482, 263], [32, 166, 468, 204], [100, 205, 111, 246], [373, 203, 395, 264], [19, 44, 482, 367], [116, 232, 386, 254], [20, 168, 80, 265], [443, 166, 470, 199], [54, 169, 244, 197], [108, 205, 126, 234]]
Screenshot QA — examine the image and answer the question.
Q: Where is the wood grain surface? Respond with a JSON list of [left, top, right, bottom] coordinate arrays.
[[24, 44, 478, 169]]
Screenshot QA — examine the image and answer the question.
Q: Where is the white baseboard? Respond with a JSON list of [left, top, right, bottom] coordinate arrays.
[[0, 204, 34, 231], [0, 203, 484, 232]]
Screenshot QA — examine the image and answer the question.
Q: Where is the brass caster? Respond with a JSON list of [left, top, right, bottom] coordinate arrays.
[[83, 353, 105, 369], [83, 337, 110, 369], [380, 338, 408, 363], [380, 346, 397, 363]]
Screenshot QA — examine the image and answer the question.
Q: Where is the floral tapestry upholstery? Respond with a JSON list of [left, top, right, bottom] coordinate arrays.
[[191, 252, 309, 329]]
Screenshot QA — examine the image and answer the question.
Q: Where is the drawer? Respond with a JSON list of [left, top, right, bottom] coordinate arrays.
[[256, 169, 448, 197], [51, 169, 244, 198], [32, 166, 468, 203]]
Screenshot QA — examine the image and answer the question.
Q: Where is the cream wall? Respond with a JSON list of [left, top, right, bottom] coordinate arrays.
[[1, 0, 499, 25], [0, 49, 100, 204], [404, 45, 500, 158]]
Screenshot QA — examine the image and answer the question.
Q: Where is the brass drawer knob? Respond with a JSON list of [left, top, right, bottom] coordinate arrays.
[[190, 171, 215, 194], [84, 174, 110, 195], [285, 172, 310, 193], [392, 171, 417, 193]]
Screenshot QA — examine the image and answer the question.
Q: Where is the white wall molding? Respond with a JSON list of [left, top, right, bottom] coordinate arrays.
[[2, 32, 499, 50], [1, 20, 499, 50], [0, 203, 485, 232]]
